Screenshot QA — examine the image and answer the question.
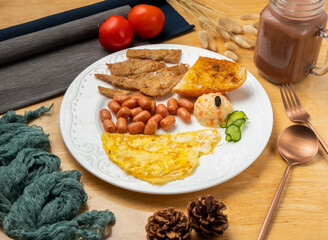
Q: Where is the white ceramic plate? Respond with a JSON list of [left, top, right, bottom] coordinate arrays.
[[59, 44, 273, 194]]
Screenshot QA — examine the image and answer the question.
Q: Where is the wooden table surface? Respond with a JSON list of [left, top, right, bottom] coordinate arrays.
[[1, 0, 328, 239]]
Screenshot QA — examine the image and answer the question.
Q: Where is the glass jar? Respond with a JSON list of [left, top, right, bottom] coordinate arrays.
[[254, 0, 328, 84]]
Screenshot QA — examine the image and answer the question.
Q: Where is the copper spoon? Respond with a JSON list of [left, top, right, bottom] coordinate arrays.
[[257, 125, 319, 240]]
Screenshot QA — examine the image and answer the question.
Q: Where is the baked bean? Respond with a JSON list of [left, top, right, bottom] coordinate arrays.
[[160, 115, 176, 130], [128, 121, 145, 134], [167, 98, 178, 114], [122, 98, 137, 109], [116, 117, 127, 133], [148, 114, 163, 125], [113, 95, 130, 104], [99, 109, 111, 122], [178, 98, 194, 112], [156, 104, 169, 118], [144, 119, 158, 135], [177, 107, 191, 123], [137, 96, 151, 110], [103, 119, 116, 133], [116, 107, 131, 119], [133, 110, 151, 123], [130, 107, 143, 118], [149, 101, 156, 115], [107, 100, 121, 114]]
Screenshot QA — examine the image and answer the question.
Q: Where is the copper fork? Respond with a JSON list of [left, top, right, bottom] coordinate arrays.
[[280, 84, 328, 154]]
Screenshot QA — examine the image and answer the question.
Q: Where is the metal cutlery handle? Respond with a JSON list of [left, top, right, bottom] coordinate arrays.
[[257, 164, 292, 240]]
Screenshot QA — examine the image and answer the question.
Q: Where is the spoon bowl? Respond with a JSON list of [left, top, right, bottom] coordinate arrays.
[[257, 125, 319, 240], [278, 124, 319, 165]]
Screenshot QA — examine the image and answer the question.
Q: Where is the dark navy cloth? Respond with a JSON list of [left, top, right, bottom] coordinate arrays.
[[0, 0, 194, 43]]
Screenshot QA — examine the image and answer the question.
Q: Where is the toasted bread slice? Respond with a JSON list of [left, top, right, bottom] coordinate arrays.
[[172, 57, 247, 97]]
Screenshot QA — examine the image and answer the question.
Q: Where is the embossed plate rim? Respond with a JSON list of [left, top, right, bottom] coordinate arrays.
[[59, 44, 273, 194]]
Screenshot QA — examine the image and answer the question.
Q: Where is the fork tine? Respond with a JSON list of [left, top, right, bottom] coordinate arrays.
[[279, 86, 291, 113], [288, 83, 304, 111], [285, 84, 299, 113], [282, 84, 295, 113]]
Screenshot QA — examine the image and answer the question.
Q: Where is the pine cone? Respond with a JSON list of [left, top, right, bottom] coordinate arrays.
[[145, 207, 191, 240], [187, 195, 229, 238]]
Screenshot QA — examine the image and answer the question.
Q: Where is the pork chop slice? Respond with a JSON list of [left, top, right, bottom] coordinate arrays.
[[95, 74, 146, 90], [98, 86, 147, 98], [106, 59, 166, 76], [126, 49, 182, 64]]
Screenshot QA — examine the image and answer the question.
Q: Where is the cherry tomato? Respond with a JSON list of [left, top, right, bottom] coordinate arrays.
[[99, 15, 133, 51], [128, 4, 165, 39]]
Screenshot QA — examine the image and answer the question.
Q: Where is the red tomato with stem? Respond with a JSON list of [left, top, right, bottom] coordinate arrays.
[[99, 15, 133, 51], [128, 4, 165, 39]]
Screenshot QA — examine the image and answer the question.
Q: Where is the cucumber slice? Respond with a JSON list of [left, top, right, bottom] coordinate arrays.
[[226, 111, 247, 127], [222, 110, 247, 142], [225, 124, 241, 142], [232, 118, 246, 128]]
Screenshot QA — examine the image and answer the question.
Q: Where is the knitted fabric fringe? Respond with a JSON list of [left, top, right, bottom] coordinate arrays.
[[0, 106, 115, 239], [0, 105, 53, 124]]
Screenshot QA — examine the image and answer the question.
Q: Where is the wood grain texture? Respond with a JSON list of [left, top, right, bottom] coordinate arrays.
[[1, 0, 328, 239]]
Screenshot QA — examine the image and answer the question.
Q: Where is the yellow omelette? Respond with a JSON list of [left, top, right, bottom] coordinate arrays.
[[101, 129, 220, 184]]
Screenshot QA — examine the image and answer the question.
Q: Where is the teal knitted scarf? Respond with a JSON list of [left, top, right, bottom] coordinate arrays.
[[0, 106, 115, 239]]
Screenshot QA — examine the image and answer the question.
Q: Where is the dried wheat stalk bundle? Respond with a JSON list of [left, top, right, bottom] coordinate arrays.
[[170, 0, 259, 61]]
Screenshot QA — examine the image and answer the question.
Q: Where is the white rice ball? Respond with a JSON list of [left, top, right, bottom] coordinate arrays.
[[194, 93, 232, 128]]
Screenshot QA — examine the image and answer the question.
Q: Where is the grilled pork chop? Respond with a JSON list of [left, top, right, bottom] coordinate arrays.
[[98, 86, 147, 98], [95, 63, 189, 97], [126, 49, 182, 64], [106, 59, 166, 76]]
